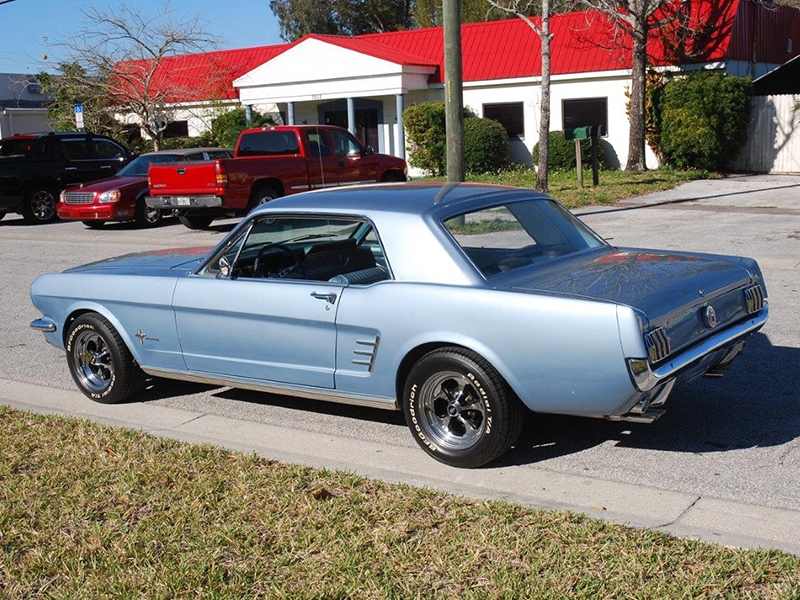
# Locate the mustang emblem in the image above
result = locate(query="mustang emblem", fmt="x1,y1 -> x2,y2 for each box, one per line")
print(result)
134,329 -> 159,345
702,305 -> 718,329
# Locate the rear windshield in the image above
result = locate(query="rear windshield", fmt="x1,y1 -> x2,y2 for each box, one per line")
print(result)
443,200 -> 605,278
237,131 -> 300,157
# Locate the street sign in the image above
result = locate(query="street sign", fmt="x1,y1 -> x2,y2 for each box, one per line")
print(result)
74,104 -> 84,130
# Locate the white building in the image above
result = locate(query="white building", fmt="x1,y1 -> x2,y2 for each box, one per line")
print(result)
132,0 -> 800,171
0,73 -> 52,138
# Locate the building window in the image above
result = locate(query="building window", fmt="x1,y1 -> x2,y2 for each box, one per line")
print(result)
483,103 -> 525,137
163,120 -> 189,138
562,98 -> 608,135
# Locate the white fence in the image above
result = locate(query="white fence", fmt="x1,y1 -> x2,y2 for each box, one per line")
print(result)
732,94 -> 800,173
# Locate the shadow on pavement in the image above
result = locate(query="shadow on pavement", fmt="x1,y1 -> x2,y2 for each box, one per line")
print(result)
136,333 -> 798,468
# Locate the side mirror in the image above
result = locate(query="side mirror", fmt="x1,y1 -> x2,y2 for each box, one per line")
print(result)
217,255 -> 231,278
362,145 -> 374,156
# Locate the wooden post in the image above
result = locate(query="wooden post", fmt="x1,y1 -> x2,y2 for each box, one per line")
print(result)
575,139 -> 583,188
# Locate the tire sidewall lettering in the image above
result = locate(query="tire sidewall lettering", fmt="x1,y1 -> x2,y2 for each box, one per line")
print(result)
67,322 -> 116,398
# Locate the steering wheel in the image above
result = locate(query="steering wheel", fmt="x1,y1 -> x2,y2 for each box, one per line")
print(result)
254,243 -> 305,279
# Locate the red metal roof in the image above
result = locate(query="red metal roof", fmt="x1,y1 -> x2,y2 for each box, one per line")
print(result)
116,0 -> 800,103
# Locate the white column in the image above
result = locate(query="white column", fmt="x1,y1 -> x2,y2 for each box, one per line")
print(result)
347,97 -> 356,135
395,93 -> 405,160
287,102 -> 295,126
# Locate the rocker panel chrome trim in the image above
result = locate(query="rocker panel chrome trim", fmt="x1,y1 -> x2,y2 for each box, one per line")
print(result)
141,366 -> 398,411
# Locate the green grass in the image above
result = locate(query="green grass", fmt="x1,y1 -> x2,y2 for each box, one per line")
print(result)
447,218 -> 522,235
1,406 -> 799,599
420,167 -> 715,210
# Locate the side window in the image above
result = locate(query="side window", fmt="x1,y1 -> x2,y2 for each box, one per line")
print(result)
94,139 -> 126,159
330,130 -> 362,157
59,138 -> 92,161
202,216 -> 388,284
206,150 -> 233,160
306,131 -> 332,157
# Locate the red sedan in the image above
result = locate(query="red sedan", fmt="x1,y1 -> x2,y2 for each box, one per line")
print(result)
57,148 -> 232,228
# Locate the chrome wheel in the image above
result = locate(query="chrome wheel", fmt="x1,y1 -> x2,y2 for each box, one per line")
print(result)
144,204 -> 160,224
73,330 -> 114,392
30,190 -> 56,221
419,372 -> 487,450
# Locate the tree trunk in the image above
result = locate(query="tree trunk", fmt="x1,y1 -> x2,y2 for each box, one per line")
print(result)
626,24 -> 648,172
536,1 -> 551,193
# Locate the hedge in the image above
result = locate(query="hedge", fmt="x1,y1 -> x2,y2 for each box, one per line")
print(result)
660,72 -> 752,171
463,117 -> 509,173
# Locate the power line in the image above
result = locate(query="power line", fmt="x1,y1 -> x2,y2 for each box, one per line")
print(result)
0,0 -> 21,6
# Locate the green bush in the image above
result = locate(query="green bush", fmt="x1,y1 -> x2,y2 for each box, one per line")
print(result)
463,117 -> 509,173
210,107 -> 273,148
660,72 -> 752,170
402,101 -> 473,176
532,130 -> 607,171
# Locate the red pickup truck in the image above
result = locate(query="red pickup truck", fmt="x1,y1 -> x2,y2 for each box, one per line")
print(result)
146,125 -> 407,229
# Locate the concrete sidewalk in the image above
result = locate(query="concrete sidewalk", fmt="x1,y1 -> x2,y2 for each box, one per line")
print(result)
2,377 -> 799,555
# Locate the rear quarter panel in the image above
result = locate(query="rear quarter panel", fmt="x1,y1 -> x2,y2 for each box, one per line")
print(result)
224,156 -> 311,208
30,272 -> 185,371
335,283 -> 638,417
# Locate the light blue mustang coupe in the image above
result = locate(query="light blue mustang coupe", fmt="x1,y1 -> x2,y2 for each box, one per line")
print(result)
30,184 -> 768,467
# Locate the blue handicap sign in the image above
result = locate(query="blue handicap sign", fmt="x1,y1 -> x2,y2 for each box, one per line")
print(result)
74,104 -> 83,114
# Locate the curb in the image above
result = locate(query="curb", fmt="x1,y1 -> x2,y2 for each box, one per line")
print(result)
1,377 -> 798,555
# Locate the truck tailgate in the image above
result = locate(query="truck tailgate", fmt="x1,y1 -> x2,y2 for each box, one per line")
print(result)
149,161 -> 221,196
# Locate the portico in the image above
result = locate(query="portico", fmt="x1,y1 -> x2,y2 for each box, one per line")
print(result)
233,34 -> 437,160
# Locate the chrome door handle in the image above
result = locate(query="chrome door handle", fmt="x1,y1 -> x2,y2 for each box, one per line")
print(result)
64,167 -> 77,171
311,292 -> 337,303
100,165 -> 112,169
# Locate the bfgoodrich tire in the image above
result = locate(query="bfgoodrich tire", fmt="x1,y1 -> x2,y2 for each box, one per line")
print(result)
178,215 -> 214,230
403,348 -> 525,468
65,313 -> 146,404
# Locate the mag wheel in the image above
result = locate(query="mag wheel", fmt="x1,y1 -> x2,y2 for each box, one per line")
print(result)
65,313 -> 146,404
403,348 -> 525,468
22,186 -> 58,224
134,198 -> 162,227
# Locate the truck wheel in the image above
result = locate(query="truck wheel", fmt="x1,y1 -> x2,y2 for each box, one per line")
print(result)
179,215 -> 214,230
381,171 -> 406,182
248,186 -> 278,212
65,313 -> 146,404
22,185 -> 58,224
82,220 -> 104,229
134,198 -> 162,228
403,347 -> 525,468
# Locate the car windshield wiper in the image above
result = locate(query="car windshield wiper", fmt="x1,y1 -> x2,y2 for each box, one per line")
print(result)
283,233 -> 336,244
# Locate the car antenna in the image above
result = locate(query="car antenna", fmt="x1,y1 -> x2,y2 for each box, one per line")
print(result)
315,124 -> 325,189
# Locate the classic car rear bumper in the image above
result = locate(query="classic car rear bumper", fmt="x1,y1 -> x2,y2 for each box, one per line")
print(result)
57,202 -> 134,221
627,302 -> 769,393
146,195 -> 222,210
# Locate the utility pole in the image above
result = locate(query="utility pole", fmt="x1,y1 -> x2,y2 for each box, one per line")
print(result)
443,0 -> 464,184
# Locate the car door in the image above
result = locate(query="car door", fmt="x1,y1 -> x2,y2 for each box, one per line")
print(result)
329,129 -> 377,185
91,137 -> 129,177
304,130 -> 338,189
171,215 -> 359,388
56,136 -> 100,185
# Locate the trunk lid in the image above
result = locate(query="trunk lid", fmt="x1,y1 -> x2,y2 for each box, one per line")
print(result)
507,248 -> 755,356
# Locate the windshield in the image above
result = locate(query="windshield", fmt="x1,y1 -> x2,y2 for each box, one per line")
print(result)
117,153 -> 181,176
443,200 -> 605,278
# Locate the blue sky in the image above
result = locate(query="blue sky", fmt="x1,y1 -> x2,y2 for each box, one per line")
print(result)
0,0 -> 284,73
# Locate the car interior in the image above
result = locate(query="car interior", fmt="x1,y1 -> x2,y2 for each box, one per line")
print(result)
206,218 -> 390,285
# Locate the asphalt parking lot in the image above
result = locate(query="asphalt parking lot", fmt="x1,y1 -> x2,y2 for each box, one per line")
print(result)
3,174 -> 799,513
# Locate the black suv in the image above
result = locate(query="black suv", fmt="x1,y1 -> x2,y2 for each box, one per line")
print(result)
0,132 -> 134,224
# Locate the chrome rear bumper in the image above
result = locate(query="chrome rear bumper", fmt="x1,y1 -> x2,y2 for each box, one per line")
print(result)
145,195 -> 222,210
628,302 -> 768,392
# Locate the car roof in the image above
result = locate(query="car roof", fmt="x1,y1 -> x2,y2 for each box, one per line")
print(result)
256,182 -> 547,218
145,147 -> 232,156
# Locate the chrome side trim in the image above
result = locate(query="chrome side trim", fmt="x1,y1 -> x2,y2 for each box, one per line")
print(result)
352,336 -> 380,372
628,302 -> 768,391
30,318 -> 57,332
141,366 -> 398,411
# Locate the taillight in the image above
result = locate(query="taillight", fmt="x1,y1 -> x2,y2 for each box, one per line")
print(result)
215,161 -> 228,186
